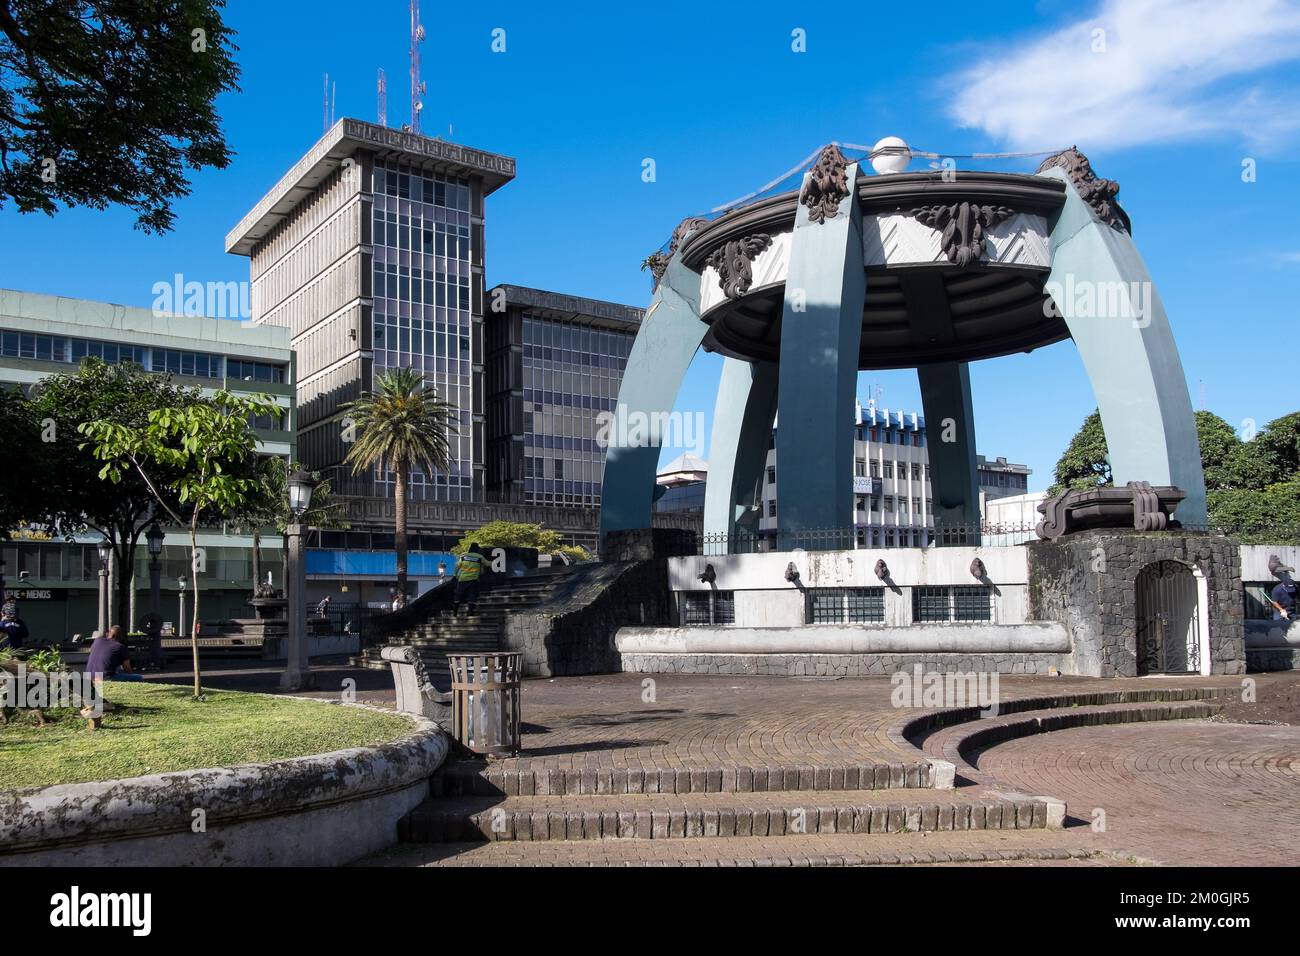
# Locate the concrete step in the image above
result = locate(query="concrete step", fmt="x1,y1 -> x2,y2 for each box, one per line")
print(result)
923,700 -> 1221,782
400,788 -> 1061,843
364,830 -> 1099,867
431,759 -> 939,797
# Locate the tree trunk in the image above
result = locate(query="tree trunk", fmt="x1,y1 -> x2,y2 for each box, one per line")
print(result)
189,517 -> 202,698
395,460 -> 408,602
111,530 -> 139,634
251,528 -> 262,592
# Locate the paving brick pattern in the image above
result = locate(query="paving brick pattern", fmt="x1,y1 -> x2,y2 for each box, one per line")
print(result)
363,830 -> 1106,868
476,672 -> 1244,777
977,718 -> 1300,866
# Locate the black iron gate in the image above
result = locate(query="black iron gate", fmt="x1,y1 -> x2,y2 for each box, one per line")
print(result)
1135,560 -> 1201,675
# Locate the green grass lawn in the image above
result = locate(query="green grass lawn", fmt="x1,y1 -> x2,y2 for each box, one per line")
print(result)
0,681 -> 413,791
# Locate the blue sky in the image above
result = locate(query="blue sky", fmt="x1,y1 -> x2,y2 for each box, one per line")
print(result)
4,0 -> 1299,489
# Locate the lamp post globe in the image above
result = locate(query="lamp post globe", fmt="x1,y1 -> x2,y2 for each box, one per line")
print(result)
147,521 -> 165,557
287,470 -> 318,520
870,136 -> 911,175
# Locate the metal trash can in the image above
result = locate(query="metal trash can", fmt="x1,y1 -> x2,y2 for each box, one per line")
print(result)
448,652 -> 522,757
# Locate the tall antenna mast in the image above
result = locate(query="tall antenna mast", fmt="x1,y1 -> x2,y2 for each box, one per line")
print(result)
322,72 -> 329,133
330,79 -> 336,127
409,0 -> 425,133
377,68 -> 387,127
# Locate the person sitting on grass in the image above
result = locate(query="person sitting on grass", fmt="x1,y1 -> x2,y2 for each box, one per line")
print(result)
0,606 -> 28,650
84,625 -> 143,682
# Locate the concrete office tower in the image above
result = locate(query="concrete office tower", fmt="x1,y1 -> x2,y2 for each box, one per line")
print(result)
483,285 -> 642,511
226,119 -> 516,505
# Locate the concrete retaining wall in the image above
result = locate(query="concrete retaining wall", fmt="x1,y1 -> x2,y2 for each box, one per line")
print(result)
616,623 -> 1069,655
0,706 -> 446,867
619,651 -> 1070,677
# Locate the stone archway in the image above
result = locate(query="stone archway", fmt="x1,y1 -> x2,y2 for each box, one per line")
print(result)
1135,560 -> 1201,675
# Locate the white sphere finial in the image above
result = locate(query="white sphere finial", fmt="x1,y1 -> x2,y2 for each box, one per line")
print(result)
870,136 -> 911,175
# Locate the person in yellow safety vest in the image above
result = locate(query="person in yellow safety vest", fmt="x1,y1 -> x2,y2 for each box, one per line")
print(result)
454,543 -> 485,614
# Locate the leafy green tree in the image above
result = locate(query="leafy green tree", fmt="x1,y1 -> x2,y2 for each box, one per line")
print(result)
342,367 -> 457,602
0,386 -> 43,536
1207,480 -> 1300,544
1226,413 -> 1300,491
1193,411 -> 1243,490
228,456 -> 348,591
81,390 -> 281,697
452,521 -> 589,563
28,359 -> 200,629
1048,409 -> 1111,495
0,0 -> 240,232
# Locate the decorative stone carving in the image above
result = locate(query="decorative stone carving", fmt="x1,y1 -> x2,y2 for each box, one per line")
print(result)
1129,480 -> 1168,532
1036,482 -> 1186,541
643,217 -> 711,291
909,202 -> 1013,267
641,252 -> 669,290
670,216 -> 710,254
707,234 -> 773,299
1036,146 -> 1131,233
799,144 -> 850,224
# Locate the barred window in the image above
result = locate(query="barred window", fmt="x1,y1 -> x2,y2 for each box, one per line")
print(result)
680,591 -> 735,625
912,586 -> 992,623
808,587 -> 885,624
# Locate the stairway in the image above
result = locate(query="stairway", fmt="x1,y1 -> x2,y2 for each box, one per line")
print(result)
389,752 -> 1075,866
357,568 -> 573,678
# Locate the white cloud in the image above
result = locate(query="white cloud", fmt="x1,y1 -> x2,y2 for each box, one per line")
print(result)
946,0 -> 1300,151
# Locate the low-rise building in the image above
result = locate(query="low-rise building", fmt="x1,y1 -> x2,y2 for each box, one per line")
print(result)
0,289 -> 296,640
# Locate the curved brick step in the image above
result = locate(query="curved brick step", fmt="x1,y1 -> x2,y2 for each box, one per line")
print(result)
889,685 -> 1231,756
431,758 -> 937,798
400,788 -> 1061,843
365,831 -> 1098,867
953,702 -> 1220,776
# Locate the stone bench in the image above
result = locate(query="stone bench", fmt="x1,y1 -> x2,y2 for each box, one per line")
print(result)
381,646 -> 452,726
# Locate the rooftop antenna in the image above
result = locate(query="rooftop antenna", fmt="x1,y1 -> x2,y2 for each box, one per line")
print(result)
377,68 -> 387,127
331,79 -> 336,127
322,72 -> 329,133
1198,379 -> 1206,411
409,0 -> 426,134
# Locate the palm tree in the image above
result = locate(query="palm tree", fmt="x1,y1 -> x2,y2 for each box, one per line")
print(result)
342,367 -> 457,601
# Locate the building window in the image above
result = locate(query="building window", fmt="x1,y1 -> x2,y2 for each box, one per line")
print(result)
680,591 -> 735,625
855,458 -> 865,477
856,496 -> 866,512
914,497 -> 922,512
882,461 -> 893,479
807,587 -> 885,624
767,465 -> 776,484
883,495 -> 893,512
870,460 -> 880,479
912,463 -> 922,481
912,586 -> 992,623
767,500 -> 777,517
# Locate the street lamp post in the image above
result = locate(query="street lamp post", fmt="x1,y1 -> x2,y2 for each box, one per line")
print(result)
281,470 -> 318,691
147,522 -> 165,619
178,574 -> 188,640
97,539 -> 112,637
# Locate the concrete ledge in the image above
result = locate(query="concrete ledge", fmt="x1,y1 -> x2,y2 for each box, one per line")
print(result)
1244,620 -> 1299,648
619,651 -> 1072,677
616,623 -> 1070,656
0,704 -> 447,867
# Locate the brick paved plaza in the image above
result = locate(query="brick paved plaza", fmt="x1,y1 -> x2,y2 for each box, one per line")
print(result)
178,664 -> 1295,868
